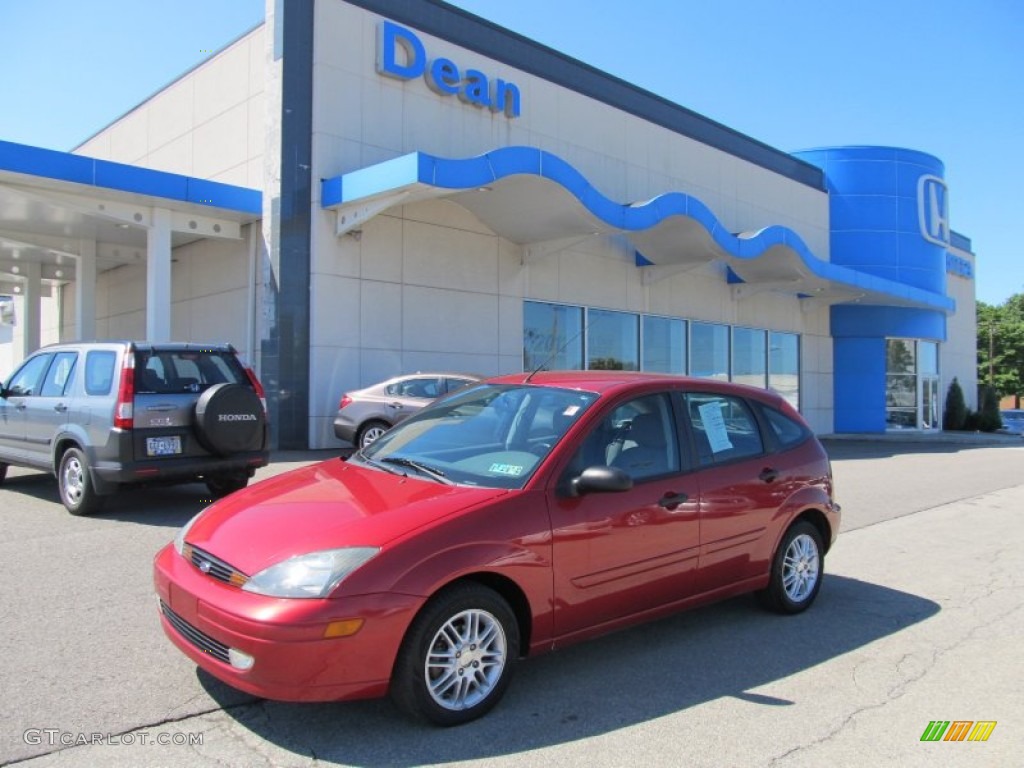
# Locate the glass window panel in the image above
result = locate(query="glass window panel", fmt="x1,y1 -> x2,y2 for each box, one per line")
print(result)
587,309 -> 639,371
642,316 -> 686,373
918,341 -> 938,375
769,332 -> 800,409
523,301 -> 583,372
887,339 -> 916,375
886,374 -> 917,408
690,322 -> 729,380
732,327 -> 766,389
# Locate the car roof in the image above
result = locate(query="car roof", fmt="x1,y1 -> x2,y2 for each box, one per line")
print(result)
487,370 -> 789,405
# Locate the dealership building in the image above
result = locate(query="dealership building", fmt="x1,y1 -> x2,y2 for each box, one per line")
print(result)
0,0 -> 978,448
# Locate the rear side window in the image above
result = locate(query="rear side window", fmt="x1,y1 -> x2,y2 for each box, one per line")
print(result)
686,393 -> 764,466
134,350 -> 246,394
762,406 -> 809,448
84,351 -> 117,396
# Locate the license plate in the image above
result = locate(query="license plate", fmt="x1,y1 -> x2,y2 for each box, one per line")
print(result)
146,436 -> 182,456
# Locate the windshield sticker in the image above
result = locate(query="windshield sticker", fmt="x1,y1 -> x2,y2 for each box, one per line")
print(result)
563,405 -> 580,416
698,401 -> 734,454
489,463 -> 524,476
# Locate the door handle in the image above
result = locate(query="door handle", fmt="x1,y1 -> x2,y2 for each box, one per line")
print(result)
54,403 -> 68,413
387,402 -> 402,409
15,402 -> 27,410
658,491 -> 689,509
759,468 -> 779,483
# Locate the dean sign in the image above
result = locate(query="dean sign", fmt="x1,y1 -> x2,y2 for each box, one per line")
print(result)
376,21 -> 522,118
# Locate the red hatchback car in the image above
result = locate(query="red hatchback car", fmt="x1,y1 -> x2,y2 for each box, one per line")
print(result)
154,372 -> 840,725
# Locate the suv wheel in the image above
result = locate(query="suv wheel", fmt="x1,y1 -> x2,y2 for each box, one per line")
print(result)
205,472 -> 250,498
58,448 -> 105,516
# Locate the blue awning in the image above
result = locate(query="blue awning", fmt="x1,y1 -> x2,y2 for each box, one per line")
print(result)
321,146 -> 954,313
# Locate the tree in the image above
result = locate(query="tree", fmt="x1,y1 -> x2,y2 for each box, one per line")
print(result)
977,294 -> 1024,406
943,377 -> 967,431
978,385 -> 1003,432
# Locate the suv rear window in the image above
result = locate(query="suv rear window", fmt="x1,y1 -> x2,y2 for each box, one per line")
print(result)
135,350 -> 247,394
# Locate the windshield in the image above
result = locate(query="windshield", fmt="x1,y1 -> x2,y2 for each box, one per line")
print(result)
353,383 -> 598,489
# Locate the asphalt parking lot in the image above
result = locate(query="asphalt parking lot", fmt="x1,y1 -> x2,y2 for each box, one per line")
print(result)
1,438 -> 1021,767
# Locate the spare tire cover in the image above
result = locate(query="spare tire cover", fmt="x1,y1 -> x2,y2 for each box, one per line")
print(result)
194,383 -> 265,455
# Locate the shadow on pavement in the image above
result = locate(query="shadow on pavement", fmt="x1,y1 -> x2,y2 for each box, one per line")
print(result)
203,575 -> 938,766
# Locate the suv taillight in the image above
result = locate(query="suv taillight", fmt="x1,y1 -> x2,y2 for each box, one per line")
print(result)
114,354 -> 135,429
338,394 -> 353,410
244,366 -> 268,416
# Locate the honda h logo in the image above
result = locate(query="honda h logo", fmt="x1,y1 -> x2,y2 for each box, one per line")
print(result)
917,174 -> 950,246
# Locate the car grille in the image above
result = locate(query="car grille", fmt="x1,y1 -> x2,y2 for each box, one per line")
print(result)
182,544 -> 249,587
160,601 -> 230,664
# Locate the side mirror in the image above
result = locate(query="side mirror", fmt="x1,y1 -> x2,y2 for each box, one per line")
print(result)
571,465 -> 633,496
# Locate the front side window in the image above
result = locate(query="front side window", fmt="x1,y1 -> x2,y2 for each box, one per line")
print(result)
5,353 -> 54,396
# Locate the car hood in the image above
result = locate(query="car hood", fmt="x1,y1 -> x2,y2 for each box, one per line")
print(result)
185,459 -> 508,575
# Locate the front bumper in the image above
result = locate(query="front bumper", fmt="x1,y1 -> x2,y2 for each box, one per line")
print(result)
152,544 -> 420,702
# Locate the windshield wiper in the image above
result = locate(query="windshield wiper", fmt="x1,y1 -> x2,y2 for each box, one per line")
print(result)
350,452 -> 406,476
380,457 -> 454,485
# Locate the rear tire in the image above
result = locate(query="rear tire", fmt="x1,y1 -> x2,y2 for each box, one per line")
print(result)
391,584 -> 518,726
58,448 -> 104,516
205,472 -> 249,498
758,520 -> 824,614
357,420 -> 390,449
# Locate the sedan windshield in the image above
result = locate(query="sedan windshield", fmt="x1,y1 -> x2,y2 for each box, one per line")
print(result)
354,384 -> 598,488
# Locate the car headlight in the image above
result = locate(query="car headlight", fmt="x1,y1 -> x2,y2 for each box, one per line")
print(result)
173,510 -> 204,556
241,547 -> 380,598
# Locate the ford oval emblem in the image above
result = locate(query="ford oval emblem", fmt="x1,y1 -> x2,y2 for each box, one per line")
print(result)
198,560 -> 212,574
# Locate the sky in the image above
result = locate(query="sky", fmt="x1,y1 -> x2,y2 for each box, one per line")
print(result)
1,0 -> 1021,305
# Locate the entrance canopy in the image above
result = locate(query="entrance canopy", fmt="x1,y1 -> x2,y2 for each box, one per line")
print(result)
321,146 -> 954,314
0,140 -> 261,351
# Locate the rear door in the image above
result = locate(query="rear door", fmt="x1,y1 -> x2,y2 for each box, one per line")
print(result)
683,392 -> 787,593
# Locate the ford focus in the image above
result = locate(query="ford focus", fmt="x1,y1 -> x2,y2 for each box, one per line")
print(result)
154,371 -> 840,725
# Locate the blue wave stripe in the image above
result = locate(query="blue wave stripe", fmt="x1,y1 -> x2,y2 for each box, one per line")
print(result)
320,146 -> 953,312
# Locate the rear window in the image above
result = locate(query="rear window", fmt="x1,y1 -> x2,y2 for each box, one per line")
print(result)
134,350 -> 246,394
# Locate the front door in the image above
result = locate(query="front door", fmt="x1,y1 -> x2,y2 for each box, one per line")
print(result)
549,392 -> 700,640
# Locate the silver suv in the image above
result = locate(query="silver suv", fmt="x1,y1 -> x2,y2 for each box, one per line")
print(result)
0,341 -> 269,515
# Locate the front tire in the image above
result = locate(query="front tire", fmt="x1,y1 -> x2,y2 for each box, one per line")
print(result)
391,584 -> 519,726
758,520 -> 824,614
58,448 -> 104,516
